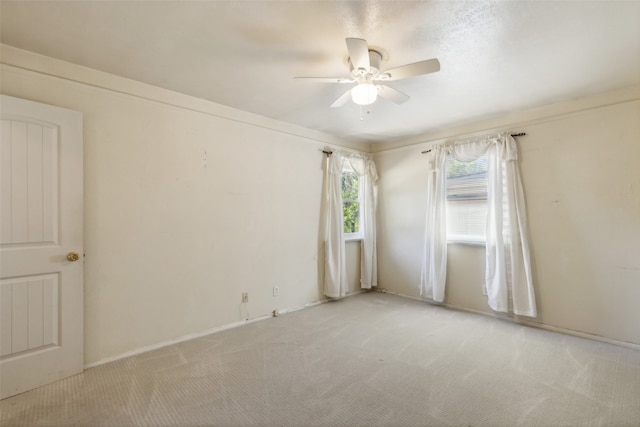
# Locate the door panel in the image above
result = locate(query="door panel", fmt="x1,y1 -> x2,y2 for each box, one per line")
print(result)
1,120 -> 58,246
0,274 -> 58,357
0,95 -> 83,399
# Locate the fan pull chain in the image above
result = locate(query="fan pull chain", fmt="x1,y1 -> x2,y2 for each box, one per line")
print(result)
359,105 -> 372,123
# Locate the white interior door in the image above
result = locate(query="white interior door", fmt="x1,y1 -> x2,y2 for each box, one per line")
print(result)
0,95 -> 83,399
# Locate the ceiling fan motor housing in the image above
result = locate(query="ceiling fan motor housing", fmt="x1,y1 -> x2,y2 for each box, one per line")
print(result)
350,49 -> 383,79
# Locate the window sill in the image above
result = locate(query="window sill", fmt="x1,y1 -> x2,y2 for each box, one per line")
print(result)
447,239 -> 485,247
345,234 -> 363,242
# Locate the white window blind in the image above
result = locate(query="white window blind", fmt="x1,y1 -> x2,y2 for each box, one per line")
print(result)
446,154 -> 488,243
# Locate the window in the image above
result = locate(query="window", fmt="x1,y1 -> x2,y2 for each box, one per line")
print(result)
341,163 -> 361,240
446,153 -> 488,244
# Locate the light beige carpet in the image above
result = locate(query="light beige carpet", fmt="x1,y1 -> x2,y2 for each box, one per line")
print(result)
1,292 -> 639,426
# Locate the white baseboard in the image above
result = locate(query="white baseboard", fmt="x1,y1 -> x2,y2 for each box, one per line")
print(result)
374,288 -> 640,351
84,289 -> 366,370
84,315 -> 269,370
90,287 -> 636,371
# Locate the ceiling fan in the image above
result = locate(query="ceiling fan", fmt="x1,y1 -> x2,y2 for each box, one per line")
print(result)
295,38 -> 440,108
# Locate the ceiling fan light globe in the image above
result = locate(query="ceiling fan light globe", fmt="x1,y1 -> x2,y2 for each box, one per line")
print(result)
351,83 -> 377,106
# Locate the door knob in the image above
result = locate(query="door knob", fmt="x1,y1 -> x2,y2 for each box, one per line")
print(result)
67,252 -> 80,262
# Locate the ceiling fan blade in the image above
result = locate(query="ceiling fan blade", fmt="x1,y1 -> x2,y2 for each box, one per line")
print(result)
346,38 -> 370,72
377,85 -> 410,104
294,77 -> 354,84
383,58 -> 440,81
330,89 -> 353,108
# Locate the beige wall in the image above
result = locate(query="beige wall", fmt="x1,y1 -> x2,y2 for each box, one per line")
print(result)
3,43 -> 638,367
374,90 -> 640,345
1,46 -> 365,365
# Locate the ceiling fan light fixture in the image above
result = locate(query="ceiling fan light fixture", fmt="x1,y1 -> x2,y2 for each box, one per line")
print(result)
295,38 -> 439,109
351,83 -> 377,106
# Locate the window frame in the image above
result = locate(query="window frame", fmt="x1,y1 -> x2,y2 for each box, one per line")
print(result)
445,153 -> 488,246
341,164 -> 363,241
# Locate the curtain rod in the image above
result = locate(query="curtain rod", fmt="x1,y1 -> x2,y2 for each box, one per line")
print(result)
420,133 -> 526,154
321,150 -> 369,159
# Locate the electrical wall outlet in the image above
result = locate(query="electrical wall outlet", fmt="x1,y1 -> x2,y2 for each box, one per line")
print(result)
273,286 -> 279,296
242,292 -> 249,303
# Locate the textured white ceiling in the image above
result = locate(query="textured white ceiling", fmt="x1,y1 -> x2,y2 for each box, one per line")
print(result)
2,1 -> 639,144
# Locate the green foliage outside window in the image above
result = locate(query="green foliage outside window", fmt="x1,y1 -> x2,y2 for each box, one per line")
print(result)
342,170 -> 360,233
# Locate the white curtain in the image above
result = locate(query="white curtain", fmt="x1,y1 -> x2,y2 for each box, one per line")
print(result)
421,132 -> 537,317
323,151 -> 379,298
348,156 -> 379,289
323,152 -> 347,298
420,146 -> 448,302
484,136 -> 536,316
